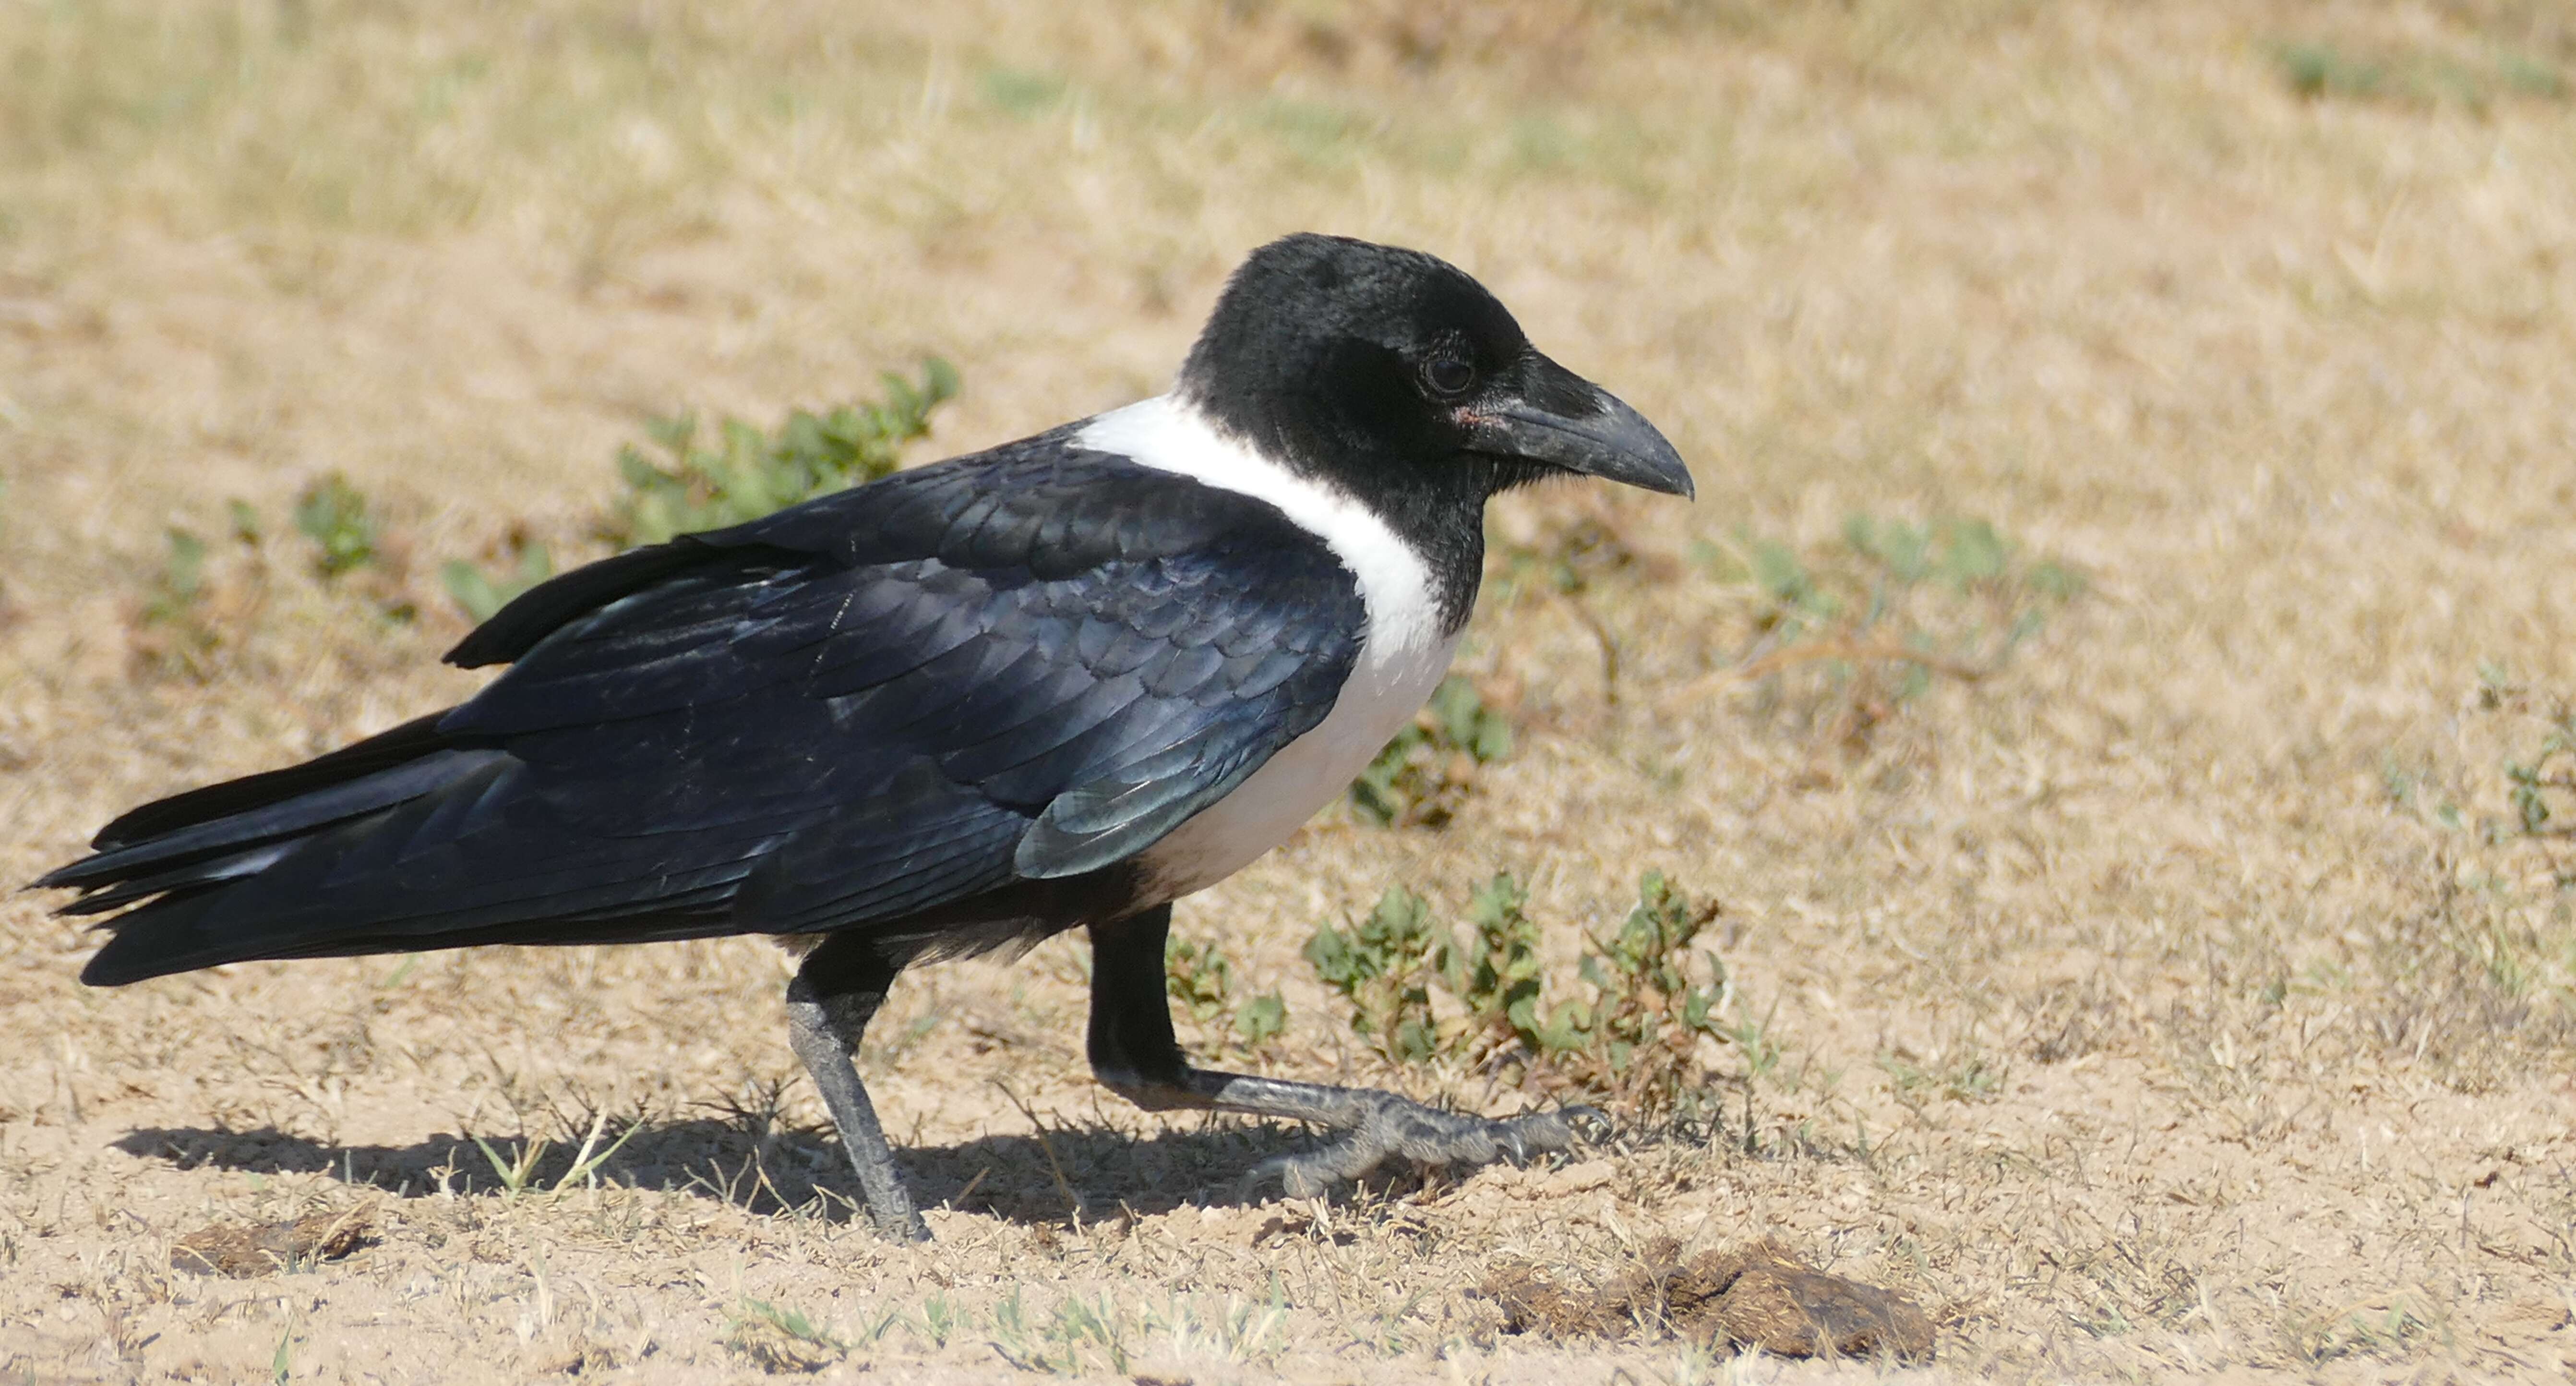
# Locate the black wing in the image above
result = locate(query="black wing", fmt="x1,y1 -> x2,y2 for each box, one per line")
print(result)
47,434 -> 1366,983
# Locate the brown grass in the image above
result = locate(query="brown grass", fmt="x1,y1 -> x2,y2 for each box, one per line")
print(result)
5,0 -> 2576,1381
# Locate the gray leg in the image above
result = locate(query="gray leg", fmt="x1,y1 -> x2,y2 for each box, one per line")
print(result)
784,937 -> 929,1241
1087,907 -> 1600,1195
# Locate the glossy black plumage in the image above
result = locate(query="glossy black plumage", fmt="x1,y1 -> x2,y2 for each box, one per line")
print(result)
45,435 -> 1364,985
37,233 -> 1700,1238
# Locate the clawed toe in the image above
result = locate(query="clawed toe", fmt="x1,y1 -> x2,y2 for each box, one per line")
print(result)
1557,1104 -> 1611,1140
1252,1095 -> 1603,1197
881,1209 -> 933,1243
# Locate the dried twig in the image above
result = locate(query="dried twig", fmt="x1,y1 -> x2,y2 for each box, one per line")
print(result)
994,1081 -> 1084,1224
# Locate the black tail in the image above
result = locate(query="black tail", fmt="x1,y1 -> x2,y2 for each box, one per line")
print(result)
37,535 -> 832,986
40,710 -> 775,986
37,714 -> 504,984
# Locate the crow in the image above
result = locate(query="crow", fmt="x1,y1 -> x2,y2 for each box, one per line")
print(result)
35,233 -> 1694,1240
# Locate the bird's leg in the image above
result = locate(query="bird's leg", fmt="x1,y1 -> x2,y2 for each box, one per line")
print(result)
1086,907 -> 1599,1196
783,934 -> 929,1241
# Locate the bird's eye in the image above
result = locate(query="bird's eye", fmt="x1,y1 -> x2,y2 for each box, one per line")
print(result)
1425,356 -> 1476,397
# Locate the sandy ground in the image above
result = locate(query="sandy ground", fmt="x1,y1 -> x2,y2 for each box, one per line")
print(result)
4,1 -> 2575,1382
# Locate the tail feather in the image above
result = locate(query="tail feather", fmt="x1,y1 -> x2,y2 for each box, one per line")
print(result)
37,711 -> 514,984
76,892 -> 753,986
52,842 -> 296,916
84,713 -> 453,852
44,712 -> 782,987
39,747 -> 506,892
77,892 -> 231,986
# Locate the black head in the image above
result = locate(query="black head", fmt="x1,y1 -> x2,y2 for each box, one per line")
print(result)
1176,234 -> 1694,514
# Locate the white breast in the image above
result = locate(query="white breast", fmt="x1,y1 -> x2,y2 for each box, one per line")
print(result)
1073,395 -> 1461,897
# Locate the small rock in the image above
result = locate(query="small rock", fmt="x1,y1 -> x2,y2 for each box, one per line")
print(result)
1693,1262 -> 1936,1359
1478,1235 -> 1935,1362
170,1206 -> 376,1277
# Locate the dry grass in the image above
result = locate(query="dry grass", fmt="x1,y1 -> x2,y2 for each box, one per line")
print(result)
5,0 -> 2576,1381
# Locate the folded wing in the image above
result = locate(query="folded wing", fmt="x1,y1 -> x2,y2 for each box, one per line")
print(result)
42,438 -> 1364,984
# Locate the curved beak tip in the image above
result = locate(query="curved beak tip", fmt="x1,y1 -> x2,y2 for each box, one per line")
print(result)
1473,367 -> 1696,501
1646,443 -> 1697,502
1577,392 -> 1695,501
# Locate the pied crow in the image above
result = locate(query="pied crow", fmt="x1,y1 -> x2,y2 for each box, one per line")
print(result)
35,233 -> 1693,1241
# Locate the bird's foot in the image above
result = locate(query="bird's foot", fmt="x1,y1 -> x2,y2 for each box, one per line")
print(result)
879,1212 -> 933,1243
866,1187 -> 933,1243
1255,1095 -> 1606,1197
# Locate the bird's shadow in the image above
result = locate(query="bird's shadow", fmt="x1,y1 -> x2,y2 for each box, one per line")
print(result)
111,1112 -> 1329,1226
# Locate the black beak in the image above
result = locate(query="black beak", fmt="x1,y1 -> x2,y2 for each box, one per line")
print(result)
1463,358 -> 1694,500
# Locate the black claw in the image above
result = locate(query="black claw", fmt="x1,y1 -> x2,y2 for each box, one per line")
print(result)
1558,1105 -> 1611,1141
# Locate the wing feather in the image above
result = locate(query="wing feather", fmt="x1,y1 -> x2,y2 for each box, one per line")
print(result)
53,438 -> 1366,982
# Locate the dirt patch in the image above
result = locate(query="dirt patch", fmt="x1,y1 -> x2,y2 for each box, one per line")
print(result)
169,1205 -> 377,1277
1481,1237 -> 1936,1361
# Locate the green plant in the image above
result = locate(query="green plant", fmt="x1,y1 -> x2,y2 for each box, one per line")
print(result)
1879,1044 -> 2007,1107
1348,676 -> 1513,827
727,1296 -> 848,1373
132,522 -> 259,679
1558,871 -> 1735,1099
988,1289 -> 1136,1376
2279,1297 -> 2432,1365
1164,937 -> 1288,1052
440,530 -> 553,624
441,360 -> 958,621
1232,990 -> 1288,1048
1445,874 -> 1570,1056
289,474 -> 419,620
1303,885 -> 1445,1063
913,1292 -> 968,1349
2272,39 -> 2566,109
2275,42 -> 2389,101
980,66 -> 1068,117
462,1109 -> 641,1204
141,529 -> 212,638
604,358 -> 958,548
292,472 -> 381,579
1304,872 -> 1738,1112
1682,513 -> 2082,754
551,1108 -> 644,1192
1713,1006 -> 1784,1086
2458,670 -> 2576,898
2504,701 -> 2576,841
469,1134 -> 547,1203
1108,1282 -> 1292,1367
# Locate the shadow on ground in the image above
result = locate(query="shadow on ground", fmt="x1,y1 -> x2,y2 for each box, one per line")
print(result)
111,1115 -> 1323,1225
